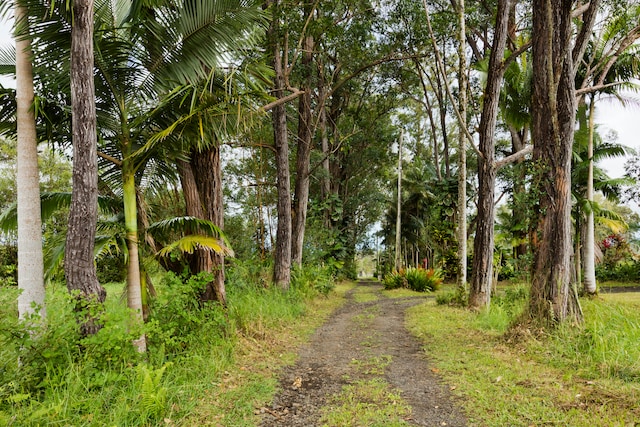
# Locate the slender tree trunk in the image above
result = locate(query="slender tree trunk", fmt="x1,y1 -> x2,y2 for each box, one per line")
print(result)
122,167 -> 146,351
269,4 -> 292,289
431,68 -> 450,178
510,125 -> 529,263
65,0 -> 107,335
455,0 -> 468,289
395,133 -> 403,271
15,4 -> 46,321
583,96 -> 597,294
318,65 -> 332,228
292,33 -> 314,267
469,0 -> 511,310
529,0 -> 582,325
415,60 -> 442,181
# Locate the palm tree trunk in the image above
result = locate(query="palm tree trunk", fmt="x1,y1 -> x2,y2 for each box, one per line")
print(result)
65,0 -> 106,335
583,97 -> 597,294
15,4 -> 46,321
123,160 -> 146,352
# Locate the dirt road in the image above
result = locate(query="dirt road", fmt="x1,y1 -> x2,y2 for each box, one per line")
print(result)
259,281 -> 467,427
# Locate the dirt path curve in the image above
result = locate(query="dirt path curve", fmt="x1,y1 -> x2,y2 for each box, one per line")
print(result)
260,281 -> 467,427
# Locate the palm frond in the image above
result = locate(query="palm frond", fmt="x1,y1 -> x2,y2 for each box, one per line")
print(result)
157,235 -> 233,258
0,192 -> 121,235
147,216 -> 229,243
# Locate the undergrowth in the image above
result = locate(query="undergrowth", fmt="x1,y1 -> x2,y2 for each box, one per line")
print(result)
0,261 -> 336,426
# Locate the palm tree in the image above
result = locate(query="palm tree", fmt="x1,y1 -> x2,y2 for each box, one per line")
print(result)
572,106 -> 633,293
7,0 -> 265,349
14,2 -> 46,321
574,3 -> 640,294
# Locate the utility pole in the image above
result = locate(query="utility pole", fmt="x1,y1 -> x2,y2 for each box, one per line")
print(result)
395,133 -> 403,271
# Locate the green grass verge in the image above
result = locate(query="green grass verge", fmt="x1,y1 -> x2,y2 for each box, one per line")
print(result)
406,289 -> 640,426
0,273 -> 353,427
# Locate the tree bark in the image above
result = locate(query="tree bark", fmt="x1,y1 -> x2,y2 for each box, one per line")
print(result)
65,0 -> 107,336
15,4 -> 46,321
583,96 -> 597,295
192,147 -> 226,304
292,33 -> 314,267
455,0 -> 468,290
469,0 -> 510,310
528,0 -> 582,325
269,3 -> 292,290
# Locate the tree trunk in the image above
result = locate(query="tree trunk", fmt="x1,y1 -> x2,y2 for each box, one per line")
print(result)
469,0 -> 510,310
583,96 -> 597,295
395,133 -> 403,271
192,147 -> 226,304
122,167 -> 146,351
455,0 -> 468,290
509,125 -> 529,264
529,0 -> 582,325
269,4 -> 292,290
15,4 -> 46,321
318,63 -> 332,228
292,33 -> 314,267
65,0 -> 107,336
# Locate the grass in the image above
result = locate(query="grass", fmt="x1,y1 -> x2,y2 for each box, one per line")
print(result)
319,378 -> 412,427
352,285 -> 379,303
0,270 -> 353,427
406,285 -> 640,426
180,281 -> 355,426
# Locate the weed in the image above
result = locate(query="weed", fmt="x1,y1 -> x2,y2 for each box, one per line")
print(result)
320,378 -> 412,427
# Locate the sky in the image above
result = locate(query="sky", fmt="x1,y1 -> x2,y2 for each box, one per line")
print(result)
596,97 -> 640,179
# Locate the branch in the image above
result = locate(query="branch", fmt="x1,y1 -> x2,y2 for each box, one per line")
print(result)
502,40 -> 532,70
495,144 -> 532,170
98,151 -> 122,167
575,82 -> 624,96
422,0 -> 482,159
572,1 -> 600,69
329,52 -> 428,96
257,89 -> 305,113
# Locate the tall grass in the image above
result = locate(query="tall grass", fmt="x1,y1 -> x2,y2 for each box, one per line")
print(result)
546,298 -> 640,381
407,287 -> 640,426
0,261 -> 336,426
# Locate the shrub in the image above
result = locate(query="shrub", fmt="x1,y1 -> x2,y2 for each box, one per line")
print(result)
406,267 -> 443,292
291,264 -> 335,296
382,270 -> 406,290
435,287 -> 468,306
383,268 -> 443,292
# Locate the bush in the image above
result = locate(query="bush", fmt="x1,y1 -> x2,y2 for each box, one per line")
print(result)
382,270 -> 406,290
436,287 -> 468,306
291,264 -> 335,296
383,268 -> 443,292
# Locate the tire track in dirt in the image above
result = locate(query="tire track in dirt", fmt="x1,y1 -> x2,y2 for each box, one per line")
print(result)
259,281 -> 467,426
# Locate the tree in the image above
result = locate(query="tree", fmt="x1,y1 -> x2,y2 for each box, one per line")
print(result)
64,0 -> 107,335
528,0 -> 599,325
14,2 -> 46,321
267,0 -> 292,289
453,0 -> 468,290
468,0 -> 510,309
574,2 -> 640,294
